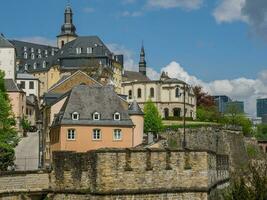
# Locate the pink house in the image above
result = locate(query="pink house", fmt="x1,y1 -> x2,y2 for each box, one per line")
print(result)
50,85 -> 144,154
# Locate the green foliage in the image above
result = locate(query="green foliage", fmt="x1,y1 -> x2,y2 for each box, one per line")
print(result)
144,99 -> 163,133
246,144 -> 260,159
224,160 -> 267,200
0,142 -> 15,171
21,117 -> 31,132
164,123 -> 220,131
196,106 -> 221,122
255,124 -> 267,140
0,70 -> 18,170
165,116 -> 193,121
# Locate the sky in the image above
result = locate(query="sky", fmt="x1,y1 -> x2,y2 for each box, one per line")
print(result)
1,0 -> 267,116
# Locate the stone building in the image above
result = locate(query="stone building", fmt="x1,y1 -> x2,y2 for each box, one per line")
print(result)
49,85 -> 144,159
16,72 -> 40,98
0,34 -> 15,79
122,46 -> 196,119
4,4 -> 124,96
4,79 -> 26,136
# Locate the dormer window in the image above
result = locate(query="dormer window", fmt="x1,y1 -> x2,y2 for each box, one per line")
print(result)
31,53 -> 35,60
51,49 -> 55,56
114,112 -> 120,121
87,47 -> 93,54
38,49 -> 41,54
45,50 -> 48,55
38,54 -> 42,58
93,112 -> 100,120
31,48 -> 34,53
24,64 -> 28,71
72,112 -> 79,120
43,61 -> 46,68
33,62 -> 37,69
24,52 -> 28,59
23,47 -> 27,51
76,47 -> 82,54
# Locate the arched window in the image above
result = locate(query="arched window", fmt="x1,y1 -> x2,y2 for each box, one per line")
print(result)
31,53 -> 35,60
24,64 -> 28,71
137,88 -> 142,98
33,62 -> 37,69
93,112 -> 100,120
175,87 -> 180,98
150,88 -> 154,98
43,61 -> 46,68
23,52 -> 28,59
72,112 -> 79,120
61,41 -> 65,47
128,90 -> 132,99
114,112 -> 120,121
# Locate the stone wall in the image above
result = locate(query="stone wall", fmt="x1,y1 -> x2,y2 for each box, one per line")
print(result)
0,148 -> 229,200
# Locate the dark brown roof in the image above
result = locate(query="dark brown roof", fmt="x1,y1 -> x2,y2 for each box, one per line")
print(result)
123,71 -> 150,82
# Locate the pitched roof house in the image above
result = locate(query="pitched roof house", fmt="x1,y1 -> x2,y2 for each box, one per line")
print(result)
49,85 -> 143,156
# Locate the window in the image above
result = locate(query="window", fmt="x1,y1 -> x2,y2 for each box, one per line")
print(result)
38,49 -> 41,53
43,61 -> 46,68
51,49 -> 55,56
76,47 -> 82,54
33,62 -> 37,69
72,112 -> 79,120
24,64 -> 28,71
38,54 -> 42,58
31,48 -> 34,53
113,129 -> 122,140
137,88 -> 142,98
29,81 -> 34,89
20,81 -> 25,89
128,90 -> 132,99
150,88 -> 155,98
67,129 -> 76,140
45,50 -> 48,55
24,52 -> 28,59
31,53 -> 35,60
92,129 -> 101,140
175,87 -> 180,98
87,47 -> 93,54
23,46 -> 27,51
93,112 -> 100,120
114,112 -> 120,121
61,41 -> 65,47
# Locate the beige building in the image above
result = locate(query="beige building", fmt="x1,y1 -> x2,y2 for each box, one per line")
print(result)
4,79 -> 26,136
122,45 -> 196,119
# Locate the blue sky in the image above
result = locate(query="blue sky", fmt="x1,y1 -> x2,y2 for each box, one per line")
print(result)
1,0 -> 267,115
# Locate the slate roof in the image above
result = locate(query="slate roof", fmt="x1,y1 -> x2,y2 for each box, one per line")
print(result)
128,100 -> 143,115
16,72 -> 39,80
4,79 -> 23,92
0,34 -> 14,48
123,71 -> 150,82
53,85 -> 134,127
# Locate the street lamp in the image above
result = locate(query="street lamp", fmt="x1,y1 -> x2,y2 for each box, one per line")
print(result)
36,120 -> 43,169
178,83 -> 190,149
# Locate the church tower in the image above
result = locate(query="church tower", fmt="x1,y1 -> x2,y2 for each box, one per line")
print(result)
139,43 -> 147,76
57,3 -> 78,49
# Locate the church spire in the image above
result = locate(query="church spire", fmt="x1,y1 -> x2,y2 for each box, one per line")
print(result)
57,3 -> 78,48
139,42 -> 147,76
60,3 -> 77,36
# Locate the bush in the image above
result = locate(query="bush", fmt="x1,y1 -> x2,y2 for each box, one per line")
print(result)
164,116 -> 194,121
0,142 -> 15,171
144,99 -> 163,133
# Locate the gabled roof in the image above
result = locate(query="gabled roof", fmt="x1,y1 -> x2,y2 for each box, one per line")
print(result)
123,71 -> 150,82
47,70 -> 102,92
53,85 -> 134,127
4,79 -> 23,92
128,100 -> 143,115
0,34 -> 14,48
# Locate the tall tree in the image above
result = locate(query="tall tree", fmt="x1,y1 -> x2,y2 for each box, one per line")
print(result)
193,86 -> 215,107
144,99 -> 163,133
0,70 -> 18,171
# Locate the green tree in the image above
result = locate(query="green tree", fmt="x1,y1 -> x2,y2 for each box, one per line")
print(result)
0,70 -> 18,170
255,124 -> 267,140
144,99 -> 163,133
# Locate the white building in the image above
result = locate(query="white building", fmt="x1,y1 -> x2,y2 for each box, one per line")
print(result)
0,34 -> 15,79
16,72 -> 40,98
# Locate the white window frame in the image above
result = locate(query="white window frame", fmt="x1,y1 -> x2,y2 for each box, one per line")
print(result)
113,129 -> 122,141
67,129 -> 76,140
43,61 -> 46,68
23,46 -> 27,51
92,129 -> 101,140
114,112 -> 120,121
31,53 -> 35,60
33,63 -> 37,69
93,112 -> 100,120
87,47 -> 93,54
72,112 -> 79,120
24,52 -> 28,59
76,47 -> 82,54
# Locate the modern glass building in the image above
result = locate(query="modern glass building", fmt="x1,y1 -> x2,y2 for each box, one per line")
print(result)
225,101 -> 244,114
257,98 -> 267,118
213,95 -> 232,113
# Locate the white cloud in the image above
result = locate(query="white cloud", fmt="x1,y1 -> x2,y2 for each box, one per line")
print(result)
14,36 -> 56,46
121,10 -> 143,17
213,0 -> 247,23
161,61 -> 267,116
147,0 -> 203,10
